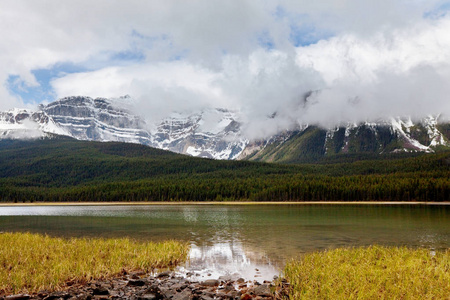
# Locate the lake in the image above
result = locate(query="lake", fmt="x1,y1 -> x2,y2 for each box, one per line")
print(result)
1,204 -> 449,280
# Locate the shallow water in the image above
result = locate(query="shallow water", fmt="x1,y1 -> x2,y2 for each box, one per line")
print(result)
1,204 -> 449,280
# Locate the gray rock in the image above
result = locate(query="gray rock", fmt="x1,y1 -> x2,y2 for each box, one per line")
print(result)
254,284 -> 272,297
127,280 -> 146,287
172,283 -> 188,292
144,285 -> 164,299
218,275 -> 232,283
200,280 -> 219,287
160,287 -> 176,299
223,284 -> 235,293
214,292 -> 228,299
43,291 -> 71,299
156,271 -> 171,278
137,294 -> 157,300
172,289 -> 192,300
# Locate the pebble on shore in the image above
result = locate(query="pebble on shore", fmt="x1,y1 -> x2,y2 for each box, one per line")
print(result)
0,271 -> 288,300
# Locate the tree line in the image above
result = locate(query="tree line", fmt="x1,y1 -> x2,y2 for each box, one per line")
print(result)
0,139 -> 448,202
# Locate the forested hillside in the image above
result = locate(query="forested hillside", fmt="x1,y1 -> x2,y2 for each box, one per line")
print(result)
244,123 -> 450,164
0,138 -> 448,202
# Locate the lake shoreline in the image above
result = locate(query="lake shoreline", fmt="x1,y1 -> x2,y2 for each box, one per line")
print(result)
1,201 -> 450,206
2,270 -> 279,300
4,247 -> 449,299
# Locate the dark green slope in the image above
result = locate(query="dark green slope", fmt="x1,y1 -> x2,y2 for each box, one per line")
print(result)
248,127 -> 326,163
0,138 -> 449,202
437,123 -> 450,141
0,138 -> 295,186
248,126 -> 399,163
247,124 -> 450,164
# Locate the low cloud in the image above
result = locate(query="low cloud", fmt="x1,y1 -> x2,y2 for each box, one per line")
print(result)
1,1 -> 450,140
51,17 -> 450,139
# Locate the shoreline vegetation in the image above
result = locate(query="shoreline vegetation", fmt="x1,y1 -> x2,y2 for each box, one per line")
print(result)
0,232 -> 189,295
282,246 -> 450,299
2,233 -> 449,299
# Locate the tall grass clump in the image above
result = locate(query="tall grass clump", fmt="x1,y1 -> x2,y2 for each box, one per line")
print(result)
0,232 -> 189,295
282,246 -> 450,299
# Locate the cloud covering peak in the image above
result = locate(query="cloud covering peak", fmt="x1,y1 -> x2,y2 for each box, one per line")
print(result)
1,0 -> 450,139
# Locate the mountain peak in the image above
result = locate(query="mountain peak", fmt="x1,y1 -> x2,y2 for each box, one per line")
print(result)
0,96 -> 449,162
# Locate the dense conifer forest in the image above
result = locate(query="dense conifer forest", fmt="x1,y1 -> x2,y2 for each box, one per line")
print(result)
0,138 -> 448,202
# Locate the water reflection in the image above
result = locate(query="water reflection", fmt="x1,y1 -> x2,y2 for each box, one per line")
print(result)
182,206 -> 199,223
186,241 -> 278,281
0,204 -> 449,280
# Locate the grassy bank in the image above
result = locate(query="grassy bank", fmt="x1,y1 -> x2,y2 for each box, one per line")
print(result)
0,232 -> 189,295
282,246 -> 450,299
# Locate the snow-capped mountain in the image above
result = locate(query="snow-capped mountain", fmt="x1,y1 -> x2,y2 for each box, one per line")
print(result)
152,109 -> 246,159
244,117 -> 450,163
0,96 -> 247,160
43,96 -> 152,145
1,96 -> 449,162
0,108 -> 68,139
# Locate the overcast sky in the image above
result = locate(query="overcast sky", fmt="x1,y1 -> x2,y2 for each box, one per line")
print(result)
1,1 -> 450,138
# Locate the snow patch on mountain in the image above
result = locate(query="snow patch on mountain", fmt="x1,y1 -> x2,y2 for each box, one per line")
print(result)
0,96 -> 248,159
1,96 -> 449,160
389,116 -> 449,152
0,108 -> 68,139
422,115 -> 449,147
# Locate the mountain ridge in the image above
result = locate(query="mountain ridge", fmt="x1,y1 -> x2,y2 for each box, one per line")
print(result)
1,96 -> 449,163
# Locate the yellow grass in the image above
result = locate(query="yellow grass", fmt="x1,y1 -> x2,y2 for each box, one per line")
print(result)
282,246 -> 450,300
0,232 -> 189,295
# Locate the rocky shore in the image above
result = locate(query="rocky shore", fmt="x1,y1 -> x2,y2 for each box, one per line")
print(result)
1,270 -> 289,300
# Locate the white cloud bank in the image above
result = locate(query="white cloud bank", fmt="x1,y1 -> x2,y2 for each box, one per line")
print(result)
1,0 -> 450,139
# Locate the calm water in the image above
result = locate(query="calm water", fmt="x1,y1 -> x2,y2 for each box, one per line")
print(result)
1,204 -> 449,280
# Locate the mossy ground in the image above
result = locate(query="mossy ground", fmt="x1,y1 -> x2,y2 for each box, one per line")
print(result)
0,232 -> 189,295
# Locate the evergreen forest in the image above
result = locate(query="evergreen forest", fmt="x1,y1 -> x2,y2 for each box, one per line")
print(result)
0,138 -> 448,202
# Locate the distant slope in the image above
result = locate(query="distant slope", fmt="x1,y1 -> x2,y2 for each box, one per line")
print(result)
0,139 -> 449,202
245,127 -> 327,163
245,119 -> 450,164
0,137 -> 292,186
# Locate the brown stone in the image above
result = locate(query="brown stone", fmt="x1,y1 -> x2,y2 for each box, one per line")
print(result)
253,285 -> 271,297
126,279 -> 146,287
200,280 -> 219,287
156,271 -> 171,278
5,295 -> 30,300
172,289 -> 192,300
240,293 -> 252,300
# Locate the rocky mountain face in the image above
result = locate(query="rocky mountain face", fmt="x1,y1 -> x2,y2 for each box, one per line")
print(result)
1,96 -> 449,162
0,96 -> 247,160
